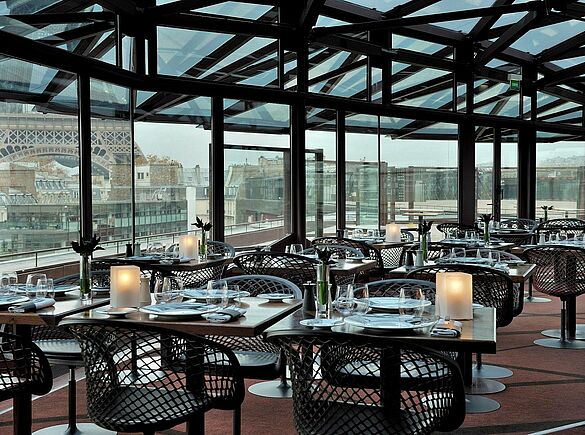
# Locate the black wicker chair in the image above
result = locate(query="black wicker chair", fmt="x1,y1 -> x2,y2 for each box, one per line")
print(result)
207,275 -> 301,399
208,240 -> 236,257
302,245 -> 363,286
0,331 -> 52,402
266,331 -> 466,435
65,320 -> 245,435
524,246 -> 585,349
536,218 -> 585,240
436,222 -> 475,239
499,218 -> 537,231
366,278 -> 437,302
152,260 -> 228,289
233,252 -> 318,288
407,264 -> 514,412
32,274 -> 114,435
312,237 -> 384,280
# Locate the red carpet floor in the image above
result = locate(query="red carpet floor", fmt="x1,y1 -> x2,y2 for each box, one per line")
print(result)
1,290 -> 584,434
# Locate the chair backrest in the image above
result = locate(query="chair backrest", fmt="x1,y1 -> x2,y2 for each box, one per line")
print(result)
524,246 -> 585,298
536,218 -> 585,238
233,252 -> 318,288
0,331 -> 53,402
407,264 -> 514,328
302,245 -> 364,260
436,222 -> 475,238
439,248 -> 523,263
366,278 -> 437,303
267,332 -> 465,435
224,275 -> 302,299
152,260 -> 227,288
312,237 -> 384,270
208,240 -> 236,258
65,320 -> 244,433
500,218 -> 536,231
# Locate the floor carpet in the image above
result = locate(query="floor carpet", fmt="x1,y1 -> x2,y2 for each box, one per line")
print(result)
1,290 -> 583,434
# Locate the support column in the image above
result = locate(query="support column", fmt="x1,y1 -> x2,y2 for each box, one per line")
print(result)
518,127 -> 536,219
336,110 -> 346,230
210,96 -> 225,241
492,128 -> 502,220
77,74 -> 93,240
291,102 -> 306,243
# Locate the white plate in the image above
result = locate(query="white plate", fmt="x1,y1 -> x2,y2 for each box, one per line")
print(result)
13,284 -> 79,296
139,302 -> 218,317
181,289 -> 250,300
345,314 -> 437,331
96,307 -> 137,317
258,293 -> 294,301
0,295 -> 29,307
368,297 -> 432,311
300,318 -> 344,329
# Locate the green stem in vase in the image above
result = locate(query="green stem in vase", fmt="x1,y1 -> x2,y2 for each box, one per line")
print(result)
484,221 -> 490,244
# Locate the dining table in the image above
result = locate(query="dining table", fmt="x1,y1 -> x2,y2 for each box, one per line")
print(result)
0,292 -> 109,435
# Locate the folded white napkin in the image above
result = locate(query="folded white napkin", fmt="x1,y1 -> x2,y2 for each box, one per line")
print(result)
431,319 -> 462,337
9,298 -> 56,313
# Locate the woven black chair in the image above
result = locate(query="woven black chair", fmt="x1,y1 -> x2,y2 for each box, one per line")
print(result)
407,264 -> 514,412
208,240 -> 236,257
266,331 -> 466,435
152,260 -> 227,289
436,222 -> 475,239
233,252 -> 318,288
536,218 -> 585,240
312,237 -> 384,280
32,274 -> 114,435
524,246 -> 585,349
206,275 -> 301,399
379,245 -> 408,273
302,245 -> 363,286
65,320 -> 245,435
499,218 -> 537,231
366,278 -> 437,302
0,331 -> 52,402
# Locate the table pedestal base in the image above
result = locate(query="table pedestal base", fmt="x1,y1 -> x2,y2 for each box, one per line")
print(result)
541,326 -> 585,340
465,378 -> 506,395
33,423 -> 114,435
248,380 -> 293,398
465,395 -> 500,413
524,296 -> 551,303
534,338 -> 585,349
472,364 -> 513,379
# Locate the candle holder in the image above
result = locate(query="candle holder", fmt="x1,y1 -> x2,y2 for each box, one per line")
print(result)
385,223 -> 401,243
436,272 -> 473,320
110,265 -> 141,308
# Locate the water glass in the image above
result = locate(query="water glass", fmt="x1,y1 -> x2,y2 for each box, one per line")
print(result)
46,278 -> 55,298
284,245 -> 291,254
354,285 -> 370,315
334,284 -> 354,317
290,244 -> 304,255
399,287 -> 425,317
6,272 -> 17,295
36,281 -> 48,298
0,274 -> 10,296
229,285 -> 242,308
26,273 -> 46,298
207,279 -> 228,308
153,277 -> 171,304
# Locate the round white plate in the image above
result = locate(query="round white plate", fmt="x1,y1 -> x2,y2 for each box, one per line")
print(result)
96,307 -> 137,317
345,314 -> 437,331
258,293 -> 294,301
368,297 -> 432,311
182,289 -> 250,300
300,318 -> 344,329
13,284 -> 79,296
139,302 -> 218,317
0,295 -> 29,307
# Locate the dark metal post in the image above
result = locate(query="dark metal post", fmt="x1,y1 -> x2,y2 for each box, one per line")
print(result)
77,74 -> 93,240
130,89 -> 136,244
518,67 -> 537,219
291,102 -> 306,243
336,110 -> 346,230
210,96 -> 225,241
115,14 -> 123,68
492,127 -> 502,220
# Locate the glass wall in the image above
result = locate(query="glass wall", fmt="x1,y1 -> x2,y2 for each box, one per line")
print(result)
0,56 -> 79,253
536,136 -> 585,220
306,107 -> 336,238
224,100 -> 291,246
346,114 -> 379,229
134,94 -> 210,247
476,140 -> 493,216
501,136 -> 518,219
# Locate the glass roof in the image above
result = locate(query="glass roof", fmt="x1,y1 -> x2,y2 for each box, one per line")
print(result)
0,0 -> 583,140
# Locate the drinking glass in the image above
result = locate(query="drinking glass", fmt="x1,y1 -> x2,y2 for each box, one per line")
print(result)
26,273 -> 46,298
207,279 -> 228,308
450,248 -> 465,258
0,274 -> 10,296
290,244 -> 304,255
334,284 -> 354,317
153,278 -> 171,304
6,272 -> 18,295
372,229 -> 380,238
354,285 -> 370,315
284,245 -> 291,254
399,287 -> 425,317
229,285 -> 242,308
163,277 -> 183,302
36,280 -> 48,298
148,241 -> 165,256
46,278 -> 55,298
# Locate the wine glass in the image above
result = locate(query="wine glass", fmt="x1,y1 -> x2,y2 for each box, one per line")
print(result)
290,244 -> 304,255
163,277 -> 183,303
354,285 -> 370,315
399,287 -> 425,318
0,274 -> 10,296
26,273 -> 46,298
206,279 -> 228,308
36,280 -> 48,298
334,284 -> 354,317
153,277 -> 171,304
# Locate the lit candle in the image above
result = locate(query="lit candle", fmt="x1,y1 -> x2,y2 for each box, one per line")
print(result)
110,265 -> 141,307
385,223 -> 402,243
179,234 -> 199,261
436,272 -> 473,320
